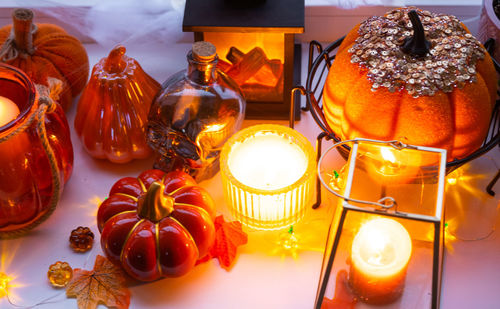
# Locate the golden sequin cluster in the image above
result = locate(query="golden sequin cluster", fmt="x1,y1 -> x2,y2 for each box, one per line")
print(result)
348,8 -> 486,97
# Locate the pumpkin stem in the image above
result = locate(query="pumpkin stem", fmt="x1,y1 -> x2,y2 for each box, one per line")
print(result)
137,182 -> 175,222
12,8 -> 35,55
104,45 -> 127,73
400,10 -> 431,58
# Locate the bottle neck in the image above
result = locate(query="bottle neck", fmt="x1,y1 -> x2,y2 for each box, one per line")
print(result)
187,52 -> 217,85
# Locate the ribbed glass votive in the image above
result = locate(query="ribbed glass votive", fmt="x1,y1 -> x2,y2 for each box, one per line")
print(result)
220,124 -> 316,230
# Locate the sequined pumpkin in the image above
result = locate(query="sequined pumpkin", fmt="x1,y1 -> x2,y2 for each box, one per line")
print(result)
97,169 -> 216,281
323,8 -> 497,160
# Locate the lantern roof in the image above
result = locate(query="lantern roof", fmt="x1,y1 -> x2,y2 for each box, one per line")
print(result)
182,0 -> 305,33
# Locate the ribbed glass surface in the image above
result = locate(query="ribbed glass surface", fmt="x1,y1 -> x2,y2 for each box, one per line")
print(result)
220,124 -> 316,230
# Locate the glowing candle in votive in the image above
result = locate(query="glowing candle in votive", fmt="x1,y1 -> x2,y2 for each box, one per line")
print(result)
349,218 -> 412,304
0,96 -> 19,127
366,146 -> 421,185
227,133 -> 307,190
220,124 -> 316,230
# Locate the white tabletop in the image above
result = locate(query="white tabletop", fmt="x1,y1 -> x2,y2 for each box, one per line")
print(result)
0,41 -> 499,309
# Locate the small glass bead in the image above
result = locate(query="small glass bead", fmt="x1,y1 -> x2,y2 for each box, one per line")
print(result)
69,226 -> 94,252
47,262 -> 72,288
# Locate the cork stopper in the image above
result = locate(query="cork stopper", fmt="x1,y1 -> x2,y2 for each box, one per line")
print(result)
192,41 -> 216,62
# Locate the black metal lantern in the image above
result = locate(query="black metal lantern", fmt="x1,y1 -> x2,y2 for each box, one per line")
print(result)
316,138 -> 447,308
182,0 -> 304,120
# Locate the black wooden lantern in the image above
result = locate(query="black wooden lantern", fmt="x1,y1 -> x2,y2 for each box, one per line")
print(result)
183,0 -> 304,120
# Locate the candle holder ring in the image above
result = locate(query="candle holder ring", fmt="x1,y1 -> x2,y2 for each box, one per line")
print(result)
377,196 -> 398,211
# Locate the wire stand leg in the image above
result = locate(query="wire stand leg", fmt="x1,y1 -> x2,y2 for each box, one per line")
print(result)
486,169 -> 500,196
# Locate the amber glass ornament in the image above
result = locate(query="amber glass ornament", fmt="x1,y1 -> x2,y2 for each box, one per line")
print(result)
47,261 -> 73,288
147,41 -> 245,181
0,8 -> 89,111
69,226 -> 94,252
75,45 -> 161,163
0,64 -> 73,238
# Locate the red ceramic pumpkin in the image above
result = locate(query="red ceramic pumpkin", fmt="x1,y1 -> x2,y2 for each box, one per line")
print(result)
97,169 -> 216,281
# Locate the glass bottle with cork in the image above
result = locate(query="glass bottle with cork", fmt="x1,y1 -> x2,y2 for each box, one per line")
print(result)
147,41 -> 246,182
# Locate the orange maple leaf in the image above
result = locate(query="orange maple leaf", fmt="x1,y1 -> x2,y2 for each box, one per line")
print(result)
198,215 -> 248,270
66,255 -> 131,309
212,215 -> 248,270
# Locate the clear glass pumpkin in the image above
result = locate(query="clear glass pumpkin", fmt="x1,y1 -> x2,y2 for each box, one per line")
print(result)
74,45 -> 161,163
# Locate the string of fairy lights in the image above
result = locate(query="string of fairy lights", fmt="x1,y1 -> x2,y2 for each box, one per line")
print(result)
0,248 -> 95,308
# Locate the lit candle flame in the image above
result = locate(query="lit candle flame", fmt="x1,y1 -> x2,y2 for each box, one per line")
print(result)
381,147 -> 396,164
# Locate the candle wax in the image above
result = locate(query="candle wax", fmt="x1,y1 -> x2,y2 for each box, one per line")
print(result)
0,96 -> 19,127
227,133 -> 308,190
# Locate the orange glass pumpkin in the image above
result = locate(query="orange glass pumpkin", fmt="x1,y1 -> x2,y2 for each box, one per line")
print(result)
323,8 -> 497,161
74,45 -> 161,163
0,64 -> 73,238
0,8 -> 89,111
97,169 -> 216,281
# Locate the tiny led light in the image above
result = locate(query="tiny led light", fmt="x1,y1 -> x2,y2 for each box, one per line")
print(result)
220,124 -> 316,230
0,272 -> 11,298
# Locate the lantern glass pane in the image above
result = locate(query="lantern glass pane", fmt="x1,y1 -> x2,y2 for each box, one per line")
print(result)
317,211 -> 437,308
204,32 -> 285,103
346,142 -> 444,218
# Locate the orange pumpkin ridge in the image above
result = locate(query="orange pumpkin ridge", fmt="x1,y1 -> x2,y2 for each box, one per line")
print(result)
0,8 -> 89,111
74,45 -> 160,163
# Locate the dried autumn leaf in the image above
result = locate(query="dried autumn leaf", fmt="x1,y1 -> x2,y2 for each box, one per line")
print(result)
66,255 -> 131,309
210,215 -> 248,270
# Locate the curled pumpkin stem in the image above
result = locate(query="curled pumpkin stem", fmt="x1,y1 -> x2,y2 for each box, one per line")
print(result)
104,45 -> 127,73
137,182 -> 175,222
400,10 -> 431,58
12,8 -> 36,55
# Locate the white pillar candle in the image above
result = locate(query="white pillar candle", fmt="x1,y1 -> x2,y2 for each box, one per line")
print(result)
227,133 -> 307,190
349,218 -> 412,304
